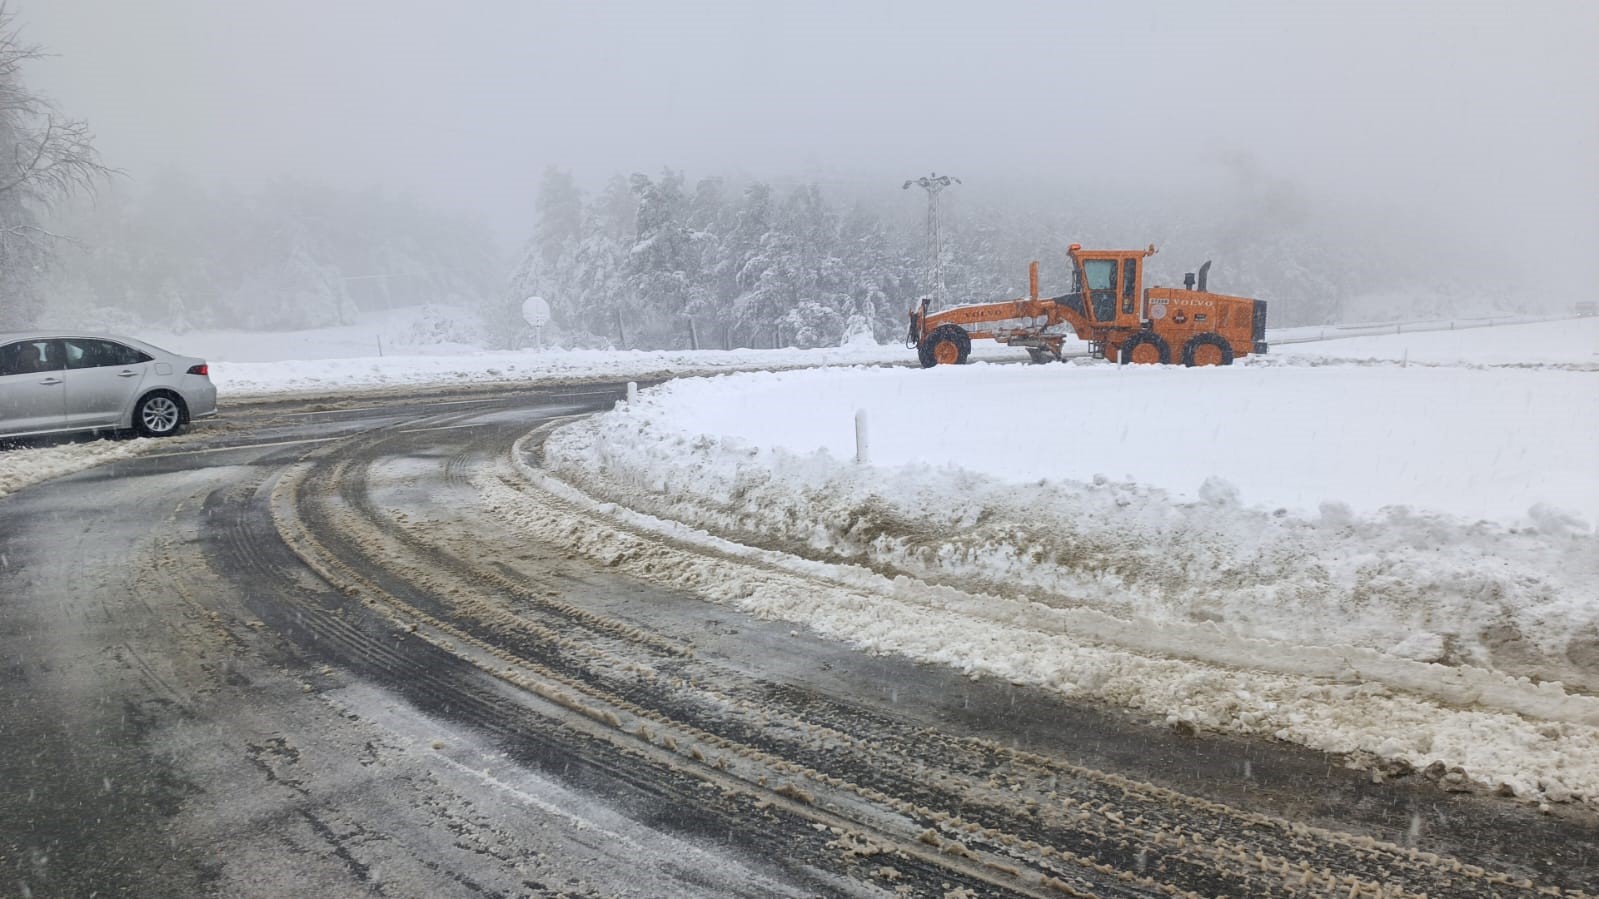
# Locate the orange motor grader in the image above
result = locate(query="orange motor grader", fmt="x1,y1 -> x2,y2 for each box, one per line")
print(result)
907,244 -> 1267,367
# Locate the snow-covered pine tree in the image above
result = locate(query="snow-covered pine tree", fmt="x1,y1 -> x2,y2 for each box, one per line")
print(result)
773,183 -> 850,347
555,175 -> 634,345
625,170 -> 697,348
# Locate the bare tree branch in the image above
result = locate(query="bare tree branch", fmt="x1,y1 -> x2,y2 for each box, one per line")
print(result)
0,1 -> 113,206
0,220 -> 79,249
0,0 -> 114,328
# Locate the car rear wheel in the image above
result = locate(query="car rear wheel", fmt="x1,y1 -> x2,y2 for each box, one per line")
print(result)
134,392 -> 186,437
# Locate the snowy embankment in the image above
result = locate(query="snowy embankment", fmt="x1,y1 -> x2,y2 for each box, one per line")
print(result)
537,318 -> 1599,805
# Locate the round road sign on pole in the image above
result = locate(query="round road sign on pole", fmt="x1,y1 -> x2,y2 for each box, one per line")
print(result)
521,296 -> 551,328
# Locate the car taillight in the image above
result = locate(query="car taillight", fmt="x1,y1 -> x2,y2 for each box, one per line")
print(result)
187,363 -> 209,376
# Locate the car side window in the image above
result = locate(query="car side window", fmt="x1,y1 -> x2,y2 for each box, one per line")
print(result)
0,342 -> 21,376
62,339 -> 92,369
105,341 -> 153,366
0,340 -> 60,376
63,338 -> 151,369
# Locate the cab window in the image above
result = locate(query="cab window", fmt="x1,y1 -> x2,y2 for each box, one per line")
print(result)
1122,258 -> 1138,314
1084,259 -> 1115,291
1083,259 -> 1117,321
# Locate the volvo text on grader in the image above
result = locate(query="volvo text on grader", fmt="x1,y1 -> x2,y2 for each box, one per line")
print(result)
907,244 -> 1268,367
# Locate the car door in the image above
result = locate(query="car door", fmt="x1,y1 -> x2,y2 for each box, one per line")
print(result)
60,338 -> 154,428
0,339 -> 67,435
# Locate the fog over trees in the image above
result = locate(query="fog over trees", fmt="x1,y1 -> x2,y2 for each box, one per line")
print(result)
42,178 -> 501,338
32,163 -> 1504,350
503,165 -> 1420,350
5,2 -> 1593,348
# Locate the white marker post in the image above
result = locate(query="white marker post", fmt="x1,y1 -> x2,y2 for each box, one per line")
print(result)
627,381 -> 639,404
854,409 -> 869,464
521,296 -> 552,350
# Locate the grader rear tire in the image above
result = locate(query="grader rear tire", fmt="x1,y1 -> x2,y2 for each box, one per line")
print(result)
1182,332 -> 1235,367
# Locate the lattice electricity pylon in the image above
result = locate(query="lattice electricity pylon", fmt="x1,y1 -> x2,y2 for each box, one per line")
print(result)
902,172 -> 960,307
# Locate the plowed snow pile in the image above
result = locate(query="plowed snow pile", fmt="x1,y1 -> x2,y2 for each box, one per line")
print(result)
540,318 -> 1599,804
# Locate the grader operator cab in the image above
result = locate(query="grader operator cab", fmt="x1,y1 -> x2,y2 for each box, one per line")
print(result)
907,244 -> 1268,367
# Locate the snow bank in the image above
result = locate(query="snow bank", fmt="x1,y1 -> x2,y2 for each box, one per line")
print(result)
621,362 -> 1595,525
544,363 -> 1598,687
0,439 -> 155,501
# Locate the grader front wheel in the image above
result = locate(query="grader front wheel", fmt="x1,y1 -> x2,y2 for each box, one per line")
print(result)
919,324 -> 971,367
1120,332 -> 1171,365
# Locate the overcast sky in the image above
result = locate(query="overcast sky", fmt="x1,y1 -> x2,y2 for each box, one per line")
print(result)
16,0 -> 1599,288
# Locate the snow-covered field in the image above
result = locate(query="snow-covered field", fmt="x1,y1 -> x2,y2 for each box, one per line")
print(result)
4,309 -> 1596,805
1273,316 -> 1599,367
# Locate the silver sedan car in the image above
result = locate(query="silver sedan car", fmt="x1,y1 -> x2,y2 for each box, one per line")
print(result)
0,333 -> 218,439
